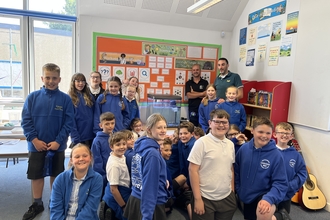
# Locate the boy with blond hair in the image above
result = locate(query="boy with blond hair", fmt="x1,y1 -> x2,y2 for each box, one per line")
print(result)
273,122 -> 307,219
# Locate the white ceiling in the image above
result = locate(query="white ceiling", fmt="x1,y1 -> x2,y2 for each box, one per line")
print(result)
78,0 -> 249,32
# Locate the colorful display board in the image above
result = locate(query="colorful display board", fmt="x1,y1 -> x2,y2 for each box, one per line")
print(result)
93,33 -> 221,102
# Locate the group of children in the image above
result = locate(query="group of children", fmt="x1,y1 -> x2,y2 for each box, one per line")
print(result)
21,63 -> 307,220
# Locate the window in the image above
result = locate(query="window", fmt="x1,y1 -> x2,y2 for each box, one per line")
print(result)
0,0 -> 76,124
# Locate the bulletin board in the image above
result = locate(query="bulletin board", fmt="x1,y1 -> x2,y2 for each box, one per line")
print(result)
93,32 -> 221,103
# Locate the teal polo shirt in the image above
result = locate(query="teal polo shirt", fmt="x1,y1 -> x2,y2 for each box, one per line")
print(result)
214,71 -> 243,99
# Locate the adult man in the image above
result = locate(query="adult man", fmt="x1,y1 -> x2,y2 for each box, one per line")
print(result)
214,58 -> 243,103
185,64 -> 208,127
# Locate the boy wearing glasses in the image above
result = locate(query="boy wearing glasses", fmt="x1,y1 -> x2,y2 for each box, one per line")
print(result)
273,122 -> 307,219
234,117 -> 290,220
188,109 -> 237,220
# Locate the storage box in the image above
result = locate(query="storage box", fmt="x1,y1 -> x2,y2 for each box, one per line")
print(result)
147,94 -> 182,127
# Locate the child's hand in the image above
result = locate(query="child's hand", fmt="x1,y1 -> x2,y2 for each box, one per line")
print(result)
257,199 -> 271,214
32,138 -> 48,151
47,141 -> 60,151
236,133 -> 248,141
217,98 -> 225,104
122,79 -> 129,86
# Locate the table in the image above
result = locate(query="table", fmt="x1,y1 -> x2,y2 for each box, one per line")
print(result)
0,140 -> 28,168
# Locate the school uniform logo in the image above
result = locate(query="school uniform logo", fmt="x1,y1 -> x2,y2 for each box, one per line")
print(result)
260,159 -> 270,169
199,85 -> 204,89
54,105 -> 63,111
118,101 -> 123,107
289,159 -> 296,168
235,110 -> 240,114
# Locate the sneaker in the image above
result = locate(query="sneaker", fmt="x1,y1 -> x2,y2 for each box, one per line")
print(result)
105,208 -> 112,220
279,209 -> 292,220
99,201 -> 106,220
22,202 -> 44,220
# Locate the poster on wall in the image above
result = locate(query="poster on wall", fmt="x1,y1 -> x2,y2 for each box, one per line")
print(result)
126,67 -> 138,79
257,44 -> 267,62
286,11 -> 299,35
257,23 -> 271,39
113,66 -> 125,81
173,86 -> 183,97
142,42 -> 187,57
268,46 -> 280,66
248,27 -> 257,45
139,84 -> 145,99
239,46 -> 247,63
99,52 -> 146,66
248,0 -> 286,25
139,68 -> 150,83
175,70 -> 186,85
175,58 -> 215,70
280,36 -> 292,57
246,49 -> 255,66
98,66 -> 111,81
271,21 -> 282,41
239,27 -> 247,45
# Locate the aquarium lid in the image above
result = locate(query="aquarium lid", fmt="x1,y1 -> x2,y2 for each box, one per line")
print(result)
147,94 -> 182,100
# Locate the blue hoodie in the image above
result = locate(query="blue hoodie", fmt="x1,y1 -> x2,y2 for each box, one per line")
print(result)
91,131 -> 111,187
71,92 -> 95,144
22,87 -> 74,152
123,96 -> 140,121
131,136 -> 167,220
277,146 -> 307,200
50,166 -> 102,219
234,138 -> 288,205
218,101 -> 246,132
198,99 -> 219,133
178,137 -> 196,179
93,93 -> 130,133
166,143 -> 180,179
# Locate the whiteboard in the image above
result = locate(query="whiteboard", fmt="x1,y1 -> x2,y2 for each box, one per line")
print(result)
288,0 -> 330,131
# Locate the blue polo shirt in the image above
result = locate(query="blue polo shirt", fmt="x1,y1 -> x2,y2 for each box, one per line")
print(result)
214,71 -> 243,99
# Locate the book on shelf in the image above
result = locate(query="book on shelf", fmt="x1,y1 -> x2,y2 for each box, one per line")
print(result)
247,92 -> 257,105
257,91 -> 272,107
251,115 -> 259,127
246,114 -> 252,128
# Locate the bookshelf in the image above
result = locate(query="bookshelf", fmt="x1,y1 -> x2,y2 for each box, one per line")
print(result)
240,81 -> 292,131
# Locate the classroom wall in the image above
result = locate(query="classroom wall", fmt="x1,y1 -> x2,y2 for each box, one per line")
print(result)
229,0 -> 330,211
77,15 -> 231,120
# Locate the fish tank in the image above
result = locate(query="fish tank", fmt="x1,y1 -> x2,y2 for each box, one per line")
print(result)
147,94 -> 182,127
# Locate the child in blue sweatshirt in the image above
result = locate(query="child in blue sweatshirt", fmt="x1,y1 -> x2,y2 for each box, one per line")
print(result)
123,85 -> 140,122
68,73 -> 95,148
273,122 -> 307,219
93,76 -> 130,133
218,86 -> 246,132
235,117 -> 289,220
124,113 -> 168,220
198,84 -> 219,133
91,112 -> 115,191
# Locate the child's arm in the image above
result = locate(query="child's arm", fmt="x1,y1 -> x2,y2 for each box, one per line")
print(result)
70,108 -> 81,144
93,96 -> 102,134
50,173 -> 66,219
288,155 -> 308,197
110,185 -> 126,208
239,104 -> 247,131
51,97 -> 74,150
91,140 -> 106,179
198,104 -> 208,133
122,101 -> 131,129
189,162 -> 205,215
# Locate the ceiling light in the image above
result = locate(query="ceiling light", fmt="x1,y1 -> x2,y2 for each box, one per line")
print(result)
187,0 -> 224,14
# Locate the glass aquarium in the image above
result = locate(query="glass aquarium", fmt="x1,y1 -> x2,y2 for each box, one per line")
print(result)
147,94 -> 182,127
